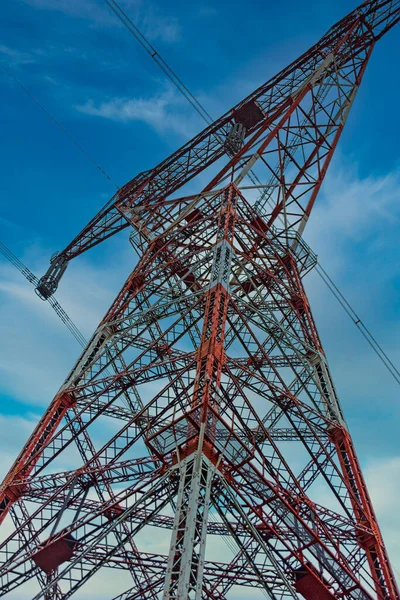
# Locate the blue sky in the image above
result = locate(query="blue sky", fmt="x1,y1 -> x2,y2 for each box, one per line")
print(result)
0,0 -> 400,586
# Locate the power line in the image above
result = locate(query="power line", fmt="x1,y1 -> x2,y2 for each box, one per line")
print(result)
103,0 -> 214,126
2,6 -> 398,388
104,0 -> 400,388
315,264 -> 400,386
0,62 -> 119,190
0,60 -> 118,346
0,241 -> 87,348
0,243 -> 126,389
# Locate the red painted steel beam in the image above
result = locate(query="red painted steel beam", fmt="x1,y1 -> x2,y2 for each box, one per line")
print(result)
0,392 -> 75,524
36,0 -> 400,298
329,424 -> 399,600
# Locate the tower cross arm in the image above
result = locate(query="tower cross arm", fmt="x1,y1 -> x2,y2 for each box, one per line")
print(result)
36,0 -> 400,299
351,0 -> 400,39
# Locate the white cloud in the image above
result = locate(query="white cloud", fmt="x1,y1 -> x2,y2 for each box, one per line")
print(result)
0,272 -> 76,403
1,157 -> 400,594
0,241 -> 131,405
304,160 -> 400,273
300,158 -> 400,401
22,0 -> 180,43
0,45 -> 36,67
0,413 -> 41,475
76,88 -> 195,137
136,5 -> 180,43
298,161 -> 400,578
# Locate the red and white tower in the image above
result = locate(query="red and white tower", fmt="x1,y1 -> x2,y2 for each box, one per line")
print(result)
1,1 -> 399,598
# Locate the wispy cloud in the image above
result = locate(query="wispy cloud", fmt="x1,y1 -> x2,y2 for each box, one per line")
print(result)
197,6 -> 218,17
0,216 -> 19,230
0,413 -> 41,469
0,242 -> 130,405
306,160 -> 400,255
297,158 -> 400,520
301,158 -> 400,291
0,162 -> 399,592
0,45 -> 36,67
22,0 -> 180,43
136,5 -> 180,43
22,0 -> 134,22
75,88 -> 195,137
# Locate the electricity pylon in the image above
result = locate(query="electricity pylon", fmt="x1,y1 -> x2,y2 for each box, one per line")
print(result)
1,1 -> 399,598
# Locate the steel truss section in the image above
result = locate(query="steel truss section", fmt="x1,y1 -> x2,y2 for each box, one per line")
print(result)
1,1 -> 400,599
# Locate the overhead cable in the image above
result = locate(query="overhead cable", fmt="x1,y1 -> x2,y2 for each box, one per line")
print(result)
104,0 -> 400,388
0,241 -> 87,348
2,5 -> 398,388
103,0 -> 214,126
0,62 -> 119,190
315,263 -> 400,386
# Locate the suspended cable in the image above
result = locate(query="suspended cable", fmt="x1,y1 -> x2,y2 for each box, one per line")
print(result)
104,0 -> 400,387
2,3 -> 398,388
0,62 -> 119,190
0,243 -> 123,385
0,241 -> 87,348
315,264 -> 400,386
103,0 -> 214,126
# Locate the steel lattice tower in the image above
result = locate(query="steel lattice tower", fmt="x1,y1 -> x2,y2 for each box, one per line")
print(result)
1,1 -> 399,598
